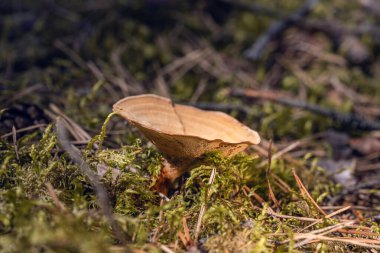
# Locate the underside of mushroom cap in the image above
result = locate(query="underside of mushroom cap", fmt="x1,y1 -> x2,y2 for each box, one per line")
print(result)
113,94 -> 260,159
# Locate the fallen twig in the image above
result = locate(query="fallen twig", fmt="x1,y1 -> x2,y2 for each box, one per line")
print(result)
56,117 -> 127,246
230,88 -> 380,131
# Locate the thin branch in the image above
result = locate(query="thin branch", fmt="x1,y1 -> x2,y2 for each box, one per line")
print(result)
56,117 -> 127,246
230,88 -> 380,131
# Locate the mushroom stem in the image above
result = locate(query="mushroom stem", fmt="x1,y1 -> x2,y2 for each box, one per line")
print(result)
153,157 -> 193,196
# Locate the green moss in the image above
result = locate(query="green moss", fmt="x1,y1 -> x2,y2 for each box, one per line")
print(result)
0,115 -> 374,252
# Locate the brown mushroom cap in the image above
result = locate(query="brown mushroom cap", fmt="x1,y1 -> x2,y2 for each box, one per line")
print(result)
113,94 -> 260,159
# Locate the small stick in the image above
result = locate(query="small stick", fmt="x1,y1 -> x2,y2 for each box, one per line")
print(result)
56,117 -> 127,246
231,88 -> 380,131
194,168 -> 216,241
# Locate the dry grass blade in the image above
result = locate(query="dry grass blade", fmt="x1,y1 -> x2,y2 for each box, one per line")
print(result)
269,212 -> 323,222
243,186 -> 286,217
159,244 -> 175,253
7,83 -> 43,103
324,205 -> 351,219
1,123 -> 47,138
45,182 -> 66,212
110,46 -> 144,95
54,40 -> 87,69
338,229 -> 380,237
292,221 -> 355,247
194,168 -> 216,241
47,104 -> 91,142
293,220 -> 380,249
189,78 -> 208,104
272,174 -> 292,193
154,74 -> 170,98
292,168 -> 327,216
160,49 -> 208,75
12,126 -> 19,162
178,231 -> 187,248
258,139 -> 304,169
178,217 -> 192,249
271,141 -> 302,161
299,205 -> 351,232
295,234 -> 380,249
182,217 -> 191,244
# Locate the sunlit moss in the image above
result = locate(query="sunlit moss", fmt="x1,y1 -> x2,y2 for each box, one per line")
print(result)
0,117 -> 375,252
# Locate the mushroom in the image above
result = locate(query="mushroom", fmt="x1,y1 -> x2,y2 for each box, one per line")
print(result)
113,94 -> 260,194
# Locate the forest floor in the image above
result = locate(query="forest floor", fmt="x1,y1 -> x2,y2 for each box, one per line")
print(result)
1,1 -> 380,252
